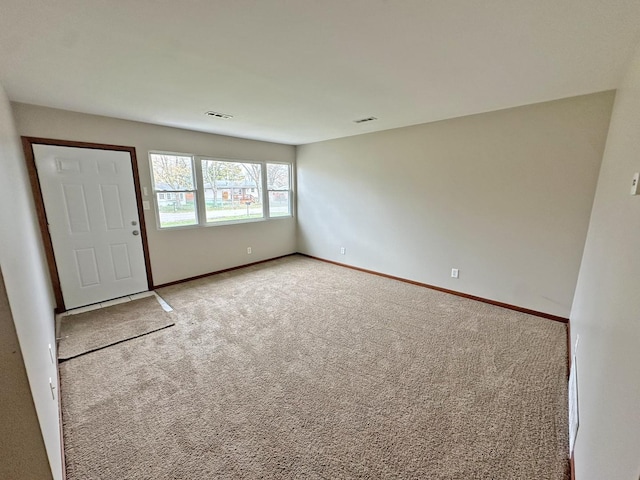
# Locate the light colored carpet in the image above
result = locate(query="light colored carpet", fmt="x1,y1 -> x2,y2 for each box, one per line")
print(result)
60,255 -> 569,479
58,296 -> 174,361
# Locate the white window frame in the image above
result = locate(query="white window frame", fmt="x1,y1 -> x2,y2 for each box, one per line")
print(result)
149,152 -> 198,229
198,157 -> 265,225
266,162 -> 293,218
149,151 -> 293,229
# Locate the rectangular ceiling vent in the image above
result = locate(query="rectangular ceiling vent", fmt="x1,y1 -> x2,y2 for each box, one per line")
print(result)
353,116 -> 377,124
205,111 -> 234,119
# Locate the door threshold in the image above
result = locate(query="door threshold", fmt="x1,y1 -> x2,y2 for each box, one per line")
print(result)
60,291 -> 173,317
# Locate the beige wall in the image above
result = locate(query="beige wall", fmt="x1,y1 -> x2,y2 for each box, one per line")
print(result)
0,86 -> 61,478
12,104 -> 297,286
297,92 -> 615,318
0,268 -> 53,480
570,43 -> 640,479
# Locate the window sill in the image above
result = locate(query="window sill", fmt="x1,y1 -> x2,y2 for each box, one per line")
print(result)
155,215 -> 293,231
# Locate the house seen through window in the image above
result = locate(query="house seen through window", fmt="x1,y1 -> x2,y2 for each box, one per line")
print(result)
150,153 -> 292,228
150,154 -> 197,228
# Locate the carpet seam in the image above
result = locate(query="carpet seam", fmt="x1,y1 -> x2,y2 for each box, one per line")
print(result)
58,323 -> 175,362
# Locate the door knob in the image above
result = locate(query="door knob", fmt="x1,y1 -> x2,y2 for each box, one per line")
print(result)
133,230 -> 140,236
131,220 -> 138,226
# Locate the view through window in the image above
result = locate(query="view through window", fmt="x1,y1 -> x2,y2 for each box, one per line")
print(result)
150,153 -> 292,228
267,163 -> 291,217
202,159 -> 263,223
150,154 -> 198,228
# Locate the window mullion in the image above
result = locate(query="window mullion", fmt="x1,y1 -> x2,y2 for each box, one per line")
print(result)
261,162 -> 270,218
193,156 -> 206,225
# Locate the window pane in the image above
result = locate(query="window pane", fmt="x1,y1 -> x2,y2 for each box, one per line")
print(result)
202,159 -> 263,223
269,191 -> 290,217
267,163 -> 290,190
150,154 -> 194,191
156,192 -> 197,228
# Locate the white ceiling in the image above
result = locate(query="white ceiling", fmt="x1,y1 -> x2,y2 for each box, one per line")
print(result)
1,0 -> 639,145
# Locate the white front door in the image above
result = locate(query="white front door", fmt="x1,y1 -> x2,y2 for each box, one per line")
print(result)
33,144 -> 148,309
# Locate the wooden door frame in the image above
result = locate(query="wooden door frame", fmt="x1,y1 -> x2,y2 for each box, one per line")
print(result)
22,137 -> 154,313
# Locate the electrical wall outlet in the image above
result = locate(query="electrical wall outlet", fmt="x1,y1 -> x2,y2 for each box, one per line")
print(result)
451,268 -> 459,278
631,172 -> 639,195
340,247 -> 346,255
247,247 -> 252,254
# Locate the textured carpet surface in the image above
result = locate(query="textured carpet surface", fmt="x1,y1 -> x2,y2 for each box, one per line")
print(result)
60,255 -> 569,479
58,296 -> 174,360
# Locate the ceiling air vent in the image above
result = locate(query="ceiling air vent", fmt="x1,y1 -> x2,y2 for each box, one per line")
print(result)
353,116 -> 377,124
205,111 -> 234,119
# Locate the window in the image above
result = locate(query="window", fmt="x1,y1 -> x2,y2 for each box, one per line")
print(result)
150,154 -> 197,228
149,152 -> 292,229
202,159 -> 263,223
267,163 -> 292,217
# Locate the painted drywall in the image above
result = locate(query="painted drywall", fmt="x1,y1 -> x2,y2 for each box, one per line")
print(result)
12,104 -> 297,285
0,86 -> 61,478
0,268 -> 53,479
570,43 -> 640,479
297,92 -> 615,318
